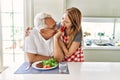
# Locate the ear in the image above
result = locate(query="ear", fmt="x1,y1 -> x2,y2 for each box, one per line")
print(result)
40,29 -> 45,33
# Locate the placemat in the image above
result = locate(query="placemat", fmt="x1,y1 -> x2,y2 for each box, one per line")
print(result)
14,62 -> 69,74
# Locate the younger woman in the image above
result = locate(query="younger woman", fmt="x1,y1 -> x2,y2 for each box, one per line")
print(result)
54,7 -> 84,62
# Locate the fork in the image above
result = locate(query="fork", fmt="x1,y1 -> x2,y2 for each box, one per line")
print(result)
25,63 -> 32,71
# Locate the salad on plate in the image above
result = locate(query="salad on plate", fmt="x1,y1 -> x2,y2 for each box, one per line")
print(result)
32,58 -> 58,70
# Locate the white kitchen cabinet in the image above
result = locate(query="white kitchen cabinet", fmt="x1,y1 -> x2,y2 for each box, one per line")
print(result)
66,0 -> 120,17
84,47 -> 120,62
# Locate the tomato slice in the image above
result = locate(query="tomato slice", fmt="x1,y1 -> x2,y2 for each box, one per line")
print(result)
43,64 -> 50,68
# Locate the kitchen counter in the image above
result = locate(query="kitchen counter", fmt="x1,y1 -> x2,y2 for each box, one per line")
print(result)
84,46 -> 120,50
83,45 -> 120,62
1,62 -> 120,80
84,39 -> 120,50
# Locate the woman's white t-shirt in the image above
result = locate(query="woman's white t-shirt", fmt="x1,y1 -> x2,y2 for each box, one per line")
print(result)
24,27 -> 54,57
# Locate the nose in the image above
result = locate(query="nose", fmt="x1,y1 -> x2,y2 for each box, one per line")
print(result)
55,27 -> 57,31
54,29 -> 57,33
61,22 -> 66,26
61,19 -> 65,25
54,27 -> 58,32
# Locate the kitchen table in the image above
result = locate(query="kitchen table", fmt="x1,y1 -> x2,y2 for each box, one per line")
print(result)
0,62 -> 120,80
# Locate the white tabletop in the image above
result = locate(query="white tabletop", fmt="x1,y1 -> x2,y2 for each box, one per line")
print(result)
0,62 -> 120,80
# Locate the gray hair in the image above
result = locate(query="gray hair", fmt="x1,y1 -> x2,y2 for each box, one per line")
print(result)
34,12 -> 52,30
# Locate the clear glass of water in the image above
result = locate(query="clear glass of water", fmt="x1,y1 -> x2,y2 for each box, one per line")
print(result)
59,62 -> 67,73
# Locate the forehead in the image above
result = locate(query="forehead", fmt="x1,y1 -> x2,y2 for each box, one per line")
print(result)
45,17 -> 55,24
44,17 -> 56,29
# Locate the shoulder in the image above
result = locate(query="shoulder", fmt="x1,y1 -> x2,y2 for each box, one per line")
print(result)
29,28 -> 39,37
73,31 -> 82,42
31,28 -> 38,34
56,22 -> 61,29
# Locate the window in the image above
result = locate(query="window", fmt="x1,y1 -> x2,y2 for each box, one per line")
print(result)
82,18 -> 120,46
0,0 -> 24,66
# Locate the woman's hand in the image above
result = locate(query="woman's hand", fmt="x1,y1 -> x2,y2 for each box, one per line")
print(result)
54,30 -> 62,39
25,27 -> 33,37
60,26 -> 66,32
54,26 -> 66,39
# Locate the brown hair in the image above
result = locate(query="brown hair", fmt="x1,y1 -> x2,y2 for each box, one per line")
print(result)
65,7 -> 83,48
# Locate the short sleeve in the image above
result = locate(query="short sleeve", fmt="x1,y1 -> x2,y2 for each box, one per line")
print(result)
73,31 -> 82,43
24,33 -> 37,54
56,22 -> 61,29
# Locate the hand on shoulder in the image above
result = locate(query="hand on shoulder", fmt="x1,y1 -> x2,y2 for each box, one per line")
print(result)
25,27 -> 33,37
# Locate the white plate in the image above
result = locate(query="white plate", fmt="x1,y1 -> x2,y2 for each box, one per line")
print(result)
32,61 -> 58,70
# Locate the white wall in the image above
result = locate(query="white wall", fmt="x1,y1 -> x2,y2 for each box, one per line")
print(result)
0,24 -> 2,67
0,1 -> 3,67
24,0 -> 34,27
33,0 -> 66,22
25,0 -> 66,27
66,0 -> 120,17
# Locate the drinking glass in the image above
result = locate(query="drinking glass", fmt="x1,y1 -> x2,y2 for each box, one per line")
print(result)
59,62 -> 67,73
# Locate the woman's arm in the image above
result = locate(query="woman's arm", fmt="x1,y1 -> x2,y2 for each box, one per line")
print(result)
59,40 -> 80,57
54,29 -> 80,58
53,38 -> 64,62
53,31 -> 64,62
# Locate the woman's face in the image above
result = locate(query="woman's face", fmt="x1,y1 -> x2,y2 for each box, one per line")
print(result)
61,13 -> 72,28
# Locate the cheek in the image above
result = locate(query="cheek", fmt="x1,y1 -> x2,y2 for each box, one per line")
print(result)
61,22 -> 64,26
61,21 -> 72,28
67,23 -> 72,27
54,30 -> 58,34
52,30 -> 57,34
64,24 -> 71,29
49,30 -> 55,34
61,22 -> 68,28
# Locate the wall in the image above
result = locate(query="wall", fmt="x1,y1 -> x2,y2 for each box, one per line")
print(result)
24,0 -> 34,27
25,0 -> 66,27
0,25 -> 2,66
33,0 -> 66,22
66,0 -> 120,17
0,2 -> 2,66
